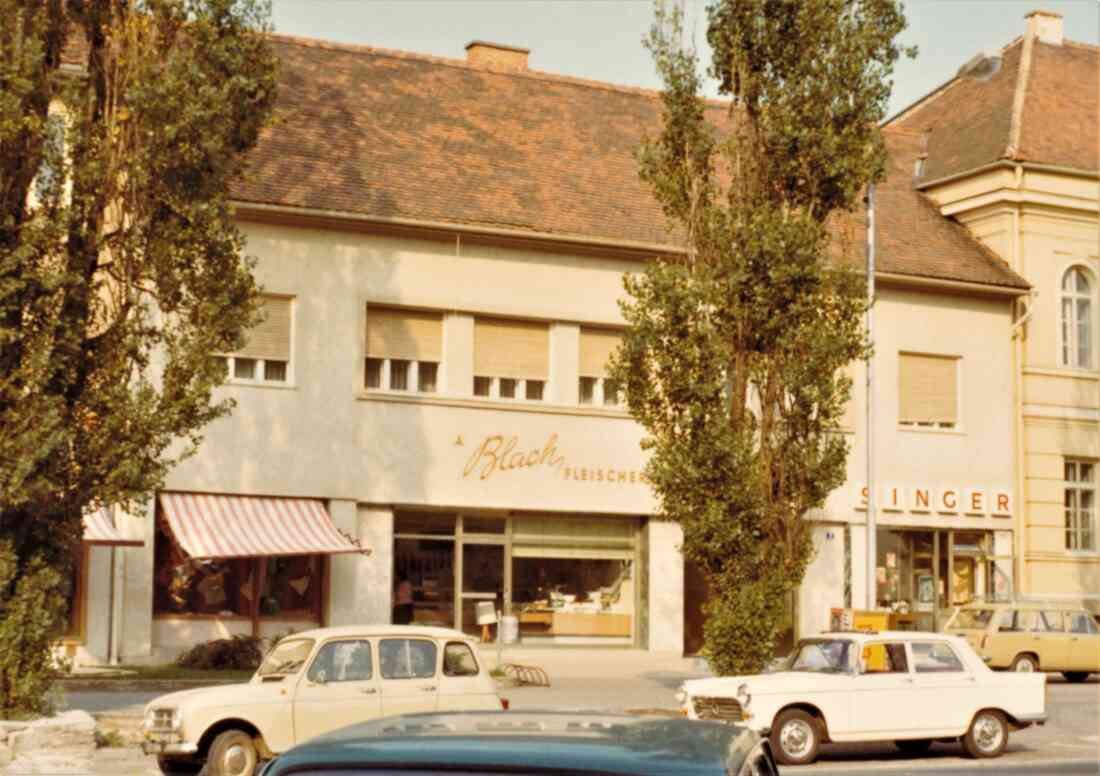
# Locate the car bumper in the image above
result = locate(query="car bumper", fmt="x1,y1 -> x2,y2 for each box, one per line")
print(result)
141,737 -> 199,756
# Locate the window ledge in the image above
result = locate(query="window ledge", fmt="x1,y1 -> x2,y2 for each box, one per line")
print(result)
359,391 -> 631,419
1023,367 -> 1100,382
897,424 -> 966,436
222,380 -> 297,391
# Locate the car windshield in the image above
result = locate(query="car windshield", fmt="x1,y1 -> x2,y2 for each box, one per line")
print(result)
257,638 -> 315,677
783,639 -> 854,673
948,608 -> 994,629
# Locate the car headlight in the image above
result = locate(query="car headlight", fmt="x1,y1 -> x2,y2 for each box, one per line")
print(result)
143,707 -> 181,731
737,683 -> 751,707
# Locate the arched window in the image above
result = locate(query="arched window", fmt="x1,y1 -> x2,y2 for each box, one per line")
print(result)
1061,267 -> 1093,369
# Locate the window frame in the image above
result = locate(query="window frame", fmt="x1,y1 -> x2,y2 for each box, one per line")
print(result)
578,375 -> 625,409
471,375 -> 545,403
910,640 -> 965,674
1059,265 -> 1096,371
442,641 -> 481,677
364,356 -> 440,394
307,639 -> 375,684
217,294 -> 295,387
1064,459 -> 1097,554
897,351 -> 963,433
378,638 -> 439,681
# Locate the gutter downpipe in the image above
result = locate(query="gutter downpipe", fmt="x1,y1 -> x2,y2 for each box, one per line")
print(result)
866,183 -> 877,611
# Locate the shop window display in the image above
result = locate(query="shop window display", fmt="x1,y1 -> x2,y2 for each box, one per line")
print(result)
512,558 -> 634,638
153,520 -> 322,621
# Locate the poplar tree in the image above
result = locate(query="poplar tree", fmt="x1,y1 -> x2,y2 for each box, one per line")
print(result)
611,0 -> 914,673
0,0 -> 276,713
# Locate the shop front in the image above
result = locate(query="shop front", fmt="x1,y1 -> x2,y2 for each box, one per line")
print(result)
393,511 -> 644,646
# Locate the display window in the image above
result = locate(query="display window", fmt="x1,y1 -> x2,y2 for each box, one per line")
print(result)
392,511 -> 643,644
153,519 -> 323,622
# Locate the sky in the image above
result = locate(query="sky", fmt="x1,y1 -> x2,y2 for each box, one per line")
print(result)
271,0 -> 1099,117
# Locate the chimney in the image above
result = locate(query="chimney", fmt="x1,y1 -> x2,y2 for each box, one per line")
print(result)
465,41 -> 529,72
1025,9 -> 1063,45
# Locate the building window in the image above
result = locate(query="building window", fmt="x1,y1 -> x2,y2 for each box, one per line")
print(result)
898,352 -> 959,429
1061,267 -> 1094,369
153,520 -> 323,621
219,295 -> 293,385
473,317 -> 549,402
578,327 -> 624,408
365,307 -> 442,394
1065,460 -> 1095,552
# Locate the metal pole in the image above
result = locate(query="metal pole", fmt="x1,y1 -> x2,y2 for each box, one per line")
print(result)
865,183 -> 877,611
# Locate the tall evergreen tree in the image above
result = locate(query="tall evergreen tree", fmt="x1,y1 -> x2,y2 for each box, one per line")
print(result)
611,0 -> 914,673
0,0 -> 277,713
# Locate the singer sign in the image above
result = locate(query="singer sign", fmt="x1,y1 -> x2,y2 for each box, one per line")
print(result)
856,484 -> 1013,517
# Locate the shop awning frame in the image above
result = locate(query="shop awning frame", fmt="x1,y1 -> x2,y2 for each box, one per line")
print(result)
83,508 -> 144,547
158,492 -> 369,560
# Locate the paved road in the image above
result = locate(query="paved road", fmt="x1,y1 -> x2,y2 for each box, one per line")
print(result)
32,672 -> 1100,775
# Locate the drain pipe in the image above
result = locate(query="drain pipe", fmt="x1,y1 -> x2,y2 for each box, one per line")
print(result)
865,183 -> 877,611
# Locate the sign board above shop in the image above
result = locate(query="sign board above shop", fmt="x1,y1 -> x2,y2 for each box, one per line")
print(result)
460,433 -> 650,487
855,484 -> 1013,518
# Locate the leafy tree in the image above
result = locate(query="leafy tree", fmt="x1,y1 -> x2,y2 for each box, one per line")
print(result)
0,0 -> 277,714
611,0 -> 913,674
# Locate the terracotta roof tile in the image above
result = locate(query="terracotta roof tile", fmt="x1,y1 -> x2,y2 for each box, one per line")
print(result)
227,35 -> 1027,290
890,37 -> 1098,179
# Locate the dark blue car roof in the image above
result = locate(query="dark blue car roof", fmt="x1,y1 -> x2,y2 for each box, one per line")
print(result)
263,711 -> 759,776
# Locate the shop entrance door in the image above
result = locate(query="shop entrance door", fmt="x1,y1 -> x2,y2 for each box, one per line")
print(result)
459,543 -> 504,638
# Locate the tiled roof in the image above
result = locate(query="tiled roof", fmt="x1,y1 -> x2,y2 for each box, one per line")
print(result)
890,37 -> 1099,180
61,31 -> 1029,290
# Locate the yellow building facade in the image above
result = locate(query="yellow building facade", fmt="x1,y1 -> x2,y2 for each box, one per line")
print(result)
892,11 -> 1099,611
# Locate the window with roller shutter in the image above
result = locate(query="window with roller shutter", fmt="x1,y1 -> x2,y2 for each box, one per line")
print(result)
217,295 -> 293,384
472,317 -> 549,402
364,307 -> 443,394
898,352 -> 959,429
578,326 -> 624,407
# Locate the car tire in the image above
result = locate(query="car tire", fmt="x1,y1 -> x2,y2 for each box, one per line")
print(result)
205,729 -> 259,776
157,756 -> 202,775
1062,671 -> 1090,683
770,709 -> 821,766
1010,653 -> 1038,672
962,709 -> 1009,759
894,738 -> 933,755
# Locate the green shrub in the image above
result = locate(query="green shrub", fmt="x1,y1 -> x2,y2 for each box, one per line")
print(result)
0,541 -> 71,716
701,576 -> 791,677
175,635 -> 263,671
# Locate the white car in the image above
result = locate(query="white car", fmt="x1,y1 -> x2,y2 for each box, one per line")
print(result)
141,625 -> 503,776
678,630 -> 1047,766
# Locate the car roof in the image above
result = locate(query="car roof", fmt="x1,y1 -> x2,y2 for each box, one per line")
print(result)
816,631 -> 967,642
263,712 -> 759,776
279,624 -> 474,642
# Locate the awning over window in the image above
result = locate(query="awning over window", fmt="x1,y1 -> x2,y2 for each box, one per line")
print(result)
158,492 -> 368,559
83,508 -> 144,547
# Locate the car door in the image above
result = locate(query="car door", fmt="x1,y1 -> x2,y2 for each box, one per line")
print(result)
293,639 -> 381,745
1032,610 -> 1073,670
438,640 -> 496,712
908,640 -> 974,733
848,641 -> 915,737
1067,611 -> 1100,672
989,608 -> 1032,668
378,637 -> 440,716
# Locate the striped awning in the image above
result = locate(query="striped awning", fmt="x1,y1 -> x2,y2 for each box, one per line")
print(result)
158,492 -> 367,559
83,508 -> 143,547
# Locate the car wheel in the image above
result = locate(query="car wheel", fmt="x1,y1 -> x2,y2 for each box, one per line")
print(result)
895,738 -> 934,755
962,709 -> 1008,759
205,729 -> 258,776
770,709 -> 821,766
1062,671 -> 1090,683
157,756 -> 202,775
1010,653 -> 1038,672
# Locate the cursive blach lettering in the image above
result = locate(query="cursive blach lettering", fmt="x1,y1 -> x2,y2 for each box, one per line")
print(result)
463,434 -> 565,481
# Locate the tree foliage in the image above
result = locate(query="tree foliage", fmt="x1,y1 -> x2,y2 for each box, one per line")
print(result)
0,0 -> 277,714
611,0 -> 913,674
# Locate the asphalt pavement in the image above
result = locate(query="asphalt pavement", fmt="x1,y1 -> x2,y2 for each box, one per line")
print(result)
45,670 -> 1100,775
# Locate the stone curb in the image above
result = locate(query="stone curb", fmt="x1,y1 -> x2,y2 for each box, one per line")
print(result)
60,677 -> 243,693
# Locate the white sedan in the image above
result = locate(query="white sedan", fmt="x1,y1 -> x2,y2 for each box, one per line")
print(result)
678,630 -> 1047,766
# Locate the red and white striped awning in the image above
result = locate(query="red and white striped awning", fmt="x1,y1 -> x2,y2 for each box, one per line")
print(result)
158,492 -> 367,559
83,508 -> 144,547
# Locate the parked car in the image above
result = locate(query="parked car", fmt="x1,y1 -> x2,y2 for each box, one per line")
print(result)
678,630 -> 1047,766
258,711 -> 779,776
142,625 -> 503,776
944,602 -> 1100,681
